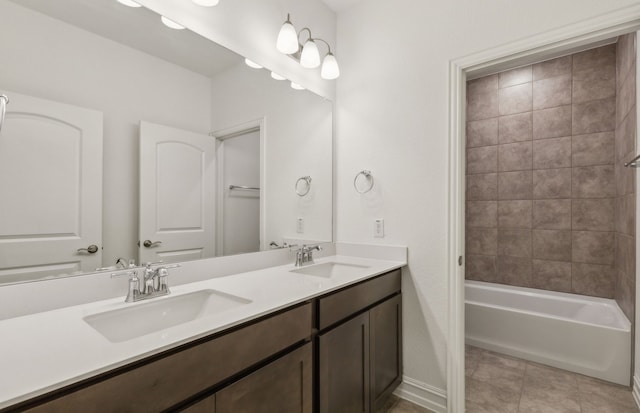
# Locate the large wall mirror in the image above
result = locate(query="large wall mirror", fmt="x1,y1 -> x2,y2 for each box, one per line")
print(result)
0,0 -> 333,285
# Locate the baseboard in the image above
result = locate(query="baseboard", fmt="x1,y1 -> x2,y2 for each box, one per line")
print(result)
393,376 -> 447,413
633,375 -> 640,409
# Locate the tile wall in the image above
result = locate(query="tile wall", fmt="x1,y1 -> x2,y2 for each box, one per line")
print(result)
615,33 -> 637,321
465,42 -> 635,304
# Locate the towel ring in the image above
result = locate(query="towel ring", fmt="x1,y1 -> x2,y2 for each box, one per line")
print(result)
295,176 -> 312,197
354,170 -> 374,194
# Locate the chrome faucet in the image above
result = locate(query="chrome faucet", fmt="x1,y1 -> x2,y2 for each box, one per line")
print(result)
294,244 -> 322,267
111,262 -> 179,303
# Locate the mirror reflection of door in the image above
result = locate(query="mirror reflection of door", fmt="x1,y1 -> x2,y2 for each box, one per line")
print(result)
138,121 -> 215,265
0,91 -> 103,283
217,127 -> 261,256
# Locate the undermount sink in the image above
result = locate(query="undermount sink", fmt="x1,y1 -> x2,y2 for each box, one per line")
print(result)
290,262 -> 370,278
84,289 -> 251,343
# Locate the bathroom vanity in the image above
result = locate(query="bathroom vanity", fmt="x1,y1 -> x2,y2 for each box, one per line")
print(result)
0,252 -> 404,413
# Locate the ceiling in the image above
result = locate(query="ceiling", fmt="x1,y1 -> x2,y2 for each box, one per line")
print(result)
321,0 -> 365,12
11,0 -> 241,78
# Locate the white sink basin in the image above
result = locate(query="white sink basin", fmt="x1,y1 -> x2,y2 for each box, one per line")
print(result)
290,262 -> 370,278
84,289 -> 251,343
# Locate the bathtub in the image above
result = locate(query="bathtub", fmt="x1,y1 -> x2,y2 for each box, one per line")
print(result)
465,280 -> 631,386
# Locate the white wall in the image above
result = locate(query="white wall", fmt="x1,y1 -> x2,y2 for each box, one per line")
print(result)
137,0 -> 337,100
0,1 -> 212,267
334,0 -> 640,406
210,63 -> 333,245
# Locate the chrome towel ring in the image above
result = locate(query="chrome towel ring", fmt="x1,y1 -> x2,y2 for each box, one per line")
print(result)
354,170 -> 374,194
0,94 -> 9,134
295,176 -> 312,197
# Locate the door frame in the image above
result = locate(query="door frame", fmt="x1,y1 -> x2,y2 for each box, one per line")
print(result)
212,118 -> 266,257
447,6 -> 640,412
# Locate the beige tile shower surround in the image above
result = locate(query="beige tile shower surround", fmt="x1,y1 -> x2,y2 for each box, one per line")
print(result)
465,38 -> 637,321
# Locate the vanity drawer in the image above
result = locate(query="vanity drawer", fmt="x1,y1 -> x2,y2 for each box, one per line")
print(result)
23,302 -> 312,413
317,269 -> 401,330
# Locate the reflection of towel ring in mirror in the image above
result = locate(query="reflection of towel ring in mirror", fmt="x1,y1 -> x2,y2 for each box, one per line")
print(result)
354,170 -> 374,194
295,176 -> 312,197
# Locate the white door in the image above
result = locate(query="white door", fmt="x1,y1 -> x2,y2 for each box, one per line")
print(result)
217,129 -> 260,256
139,121 -> 215,264
0,91 -> 103,283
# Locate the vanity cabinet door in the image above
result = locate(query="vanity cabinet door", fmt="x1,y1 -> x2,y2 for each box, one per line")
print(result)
319,312 -> 370,413
216,343 -> 312,413
181,395 -> 215,413
370,294 -> 402,412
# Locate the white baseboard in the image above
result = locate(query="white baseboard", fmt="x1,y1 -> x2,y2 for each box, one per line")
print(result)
393,376 -> 447,413
633,375 -> 640,409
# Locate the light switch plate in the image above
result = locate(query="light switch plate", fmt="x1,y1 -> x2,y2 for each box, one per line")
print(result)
296,217 -> 304,233
374,219 -> 384,238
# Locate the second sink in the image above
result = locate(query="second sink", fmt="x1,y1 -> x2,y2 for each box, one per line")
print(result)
290,262 -> 370,278
84,289 -> 252,343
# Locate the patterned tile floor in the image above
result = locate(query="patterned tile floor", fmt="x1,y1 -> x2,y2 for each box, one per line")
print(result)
466,345 -> 640,413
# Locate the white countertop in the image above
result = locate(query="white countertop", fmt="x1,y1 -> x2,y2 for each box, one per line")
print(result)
0,254 -> 405,409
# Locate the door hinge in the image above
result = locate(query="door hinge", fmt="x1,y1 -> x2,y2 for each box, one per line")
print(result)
458,256 -> 463,266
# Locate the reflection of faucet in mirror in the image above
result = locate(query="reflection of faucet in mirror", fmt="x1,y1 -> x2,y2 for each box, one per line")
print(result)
269,241 -> 290,249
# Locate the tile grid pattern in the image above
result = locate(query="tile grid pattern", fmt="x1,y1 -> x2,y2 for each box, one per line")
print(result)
466,345 -> 640,413
465,44 -> 627,300
614,33 -> 637,322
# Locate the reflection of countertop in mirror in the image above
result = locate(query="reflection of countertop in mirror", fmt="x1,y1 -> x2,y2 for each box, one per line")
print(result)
0,244 -> 406,409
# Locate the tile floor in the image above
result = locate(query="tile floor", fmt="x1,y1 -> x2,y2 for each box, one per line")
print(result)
466,345 -> 640,413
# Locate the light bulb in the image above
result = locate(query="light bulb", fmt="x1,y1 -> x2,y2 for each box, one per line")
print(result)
244,59 -> 263,69
271,72 -> 286,81
161,16 -> 185,30
321,53 -> 340,80
276,15 -> 299,55
116,0 -> 141,7
290,82 -> 305,90
192,0 -> 219,6
300,40 -> 320,69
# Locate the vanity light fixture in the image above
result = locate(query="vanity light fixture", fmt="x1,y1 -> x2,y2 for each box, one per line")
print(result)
116,0 -> 142,7
270,72 -> 286,81
290,82 -> 305,90
276,14 -> 340,80
161,16 -> 185,30
244,58 -> 263,69
191,0 -> 220,6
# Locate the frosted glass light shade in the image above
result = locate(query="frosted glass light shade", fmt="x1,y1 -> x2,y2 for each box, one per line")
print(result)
192,0 -> 219,6
161,16 -> 185,30
321,53 -> 340,79
244,59 -> 262,69
300,40 -> 320,69
270,72 -> 286,80
117,0 -> 141,7
277,19 -> 299,54
290,82 -> 305,90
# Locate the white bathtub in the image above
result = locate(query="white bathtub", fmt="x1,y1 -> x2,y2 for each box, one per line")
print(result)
465,280 -> 631,385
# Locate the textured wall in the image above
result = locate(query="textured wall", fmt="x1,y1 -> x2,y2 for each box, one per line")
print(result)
615,33 -> 637,322
465,44 -> 622,299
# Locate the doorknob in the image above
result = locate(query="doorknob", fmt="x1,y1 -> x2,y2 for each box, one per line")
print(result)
77,244 -> 99,254
143,240 -> 163,248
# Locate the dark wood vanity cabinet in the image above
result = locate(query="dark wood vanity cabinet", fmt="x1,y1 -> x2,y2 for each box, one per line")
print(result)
6,269 -> 402,413
182,343 -> 312,413
317,270 -> 402,413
